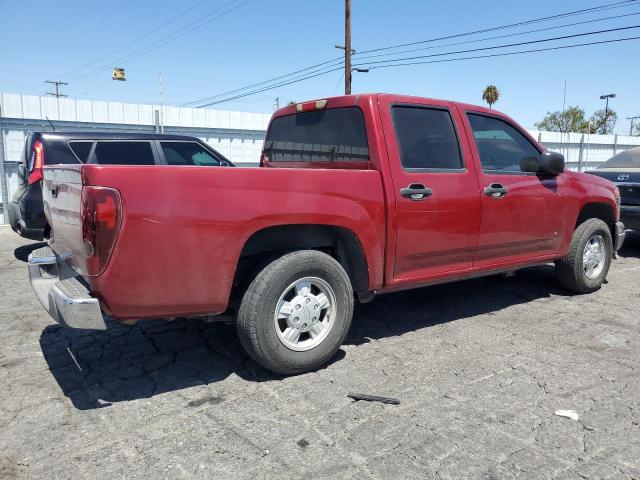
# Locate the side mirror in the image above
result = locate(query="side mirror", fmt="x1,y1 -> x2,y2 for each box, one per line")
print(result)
519,157 -> 540,173
519,151 -> 564,175
539,151 -> 564,175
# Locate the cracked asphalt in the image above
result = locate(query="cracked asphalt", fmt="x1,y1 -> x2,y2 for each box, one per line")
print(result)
0,225 -> 639,479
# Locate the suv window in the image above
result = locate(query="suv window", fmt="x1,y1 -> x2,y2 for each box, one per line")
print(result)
467,114 -> 540,173
160,141 -> 221,166
45,139 -> 82,165
90,141 -> 155,165
391,106 -> 463,170
264,107 -> 369,162
68,141 -> 93,163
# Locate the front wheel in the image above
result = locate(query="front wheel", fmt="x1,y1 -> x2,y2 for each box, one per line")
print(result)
237,250 -> 354,375
555,218 -> 613,293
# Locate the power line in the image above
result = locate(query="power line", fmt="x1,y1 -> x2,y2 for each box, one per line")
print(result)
72,0 -> 252,82
355,0 -> 638,55
196,66 -> 344,108
178,55 -> 344,106
353,25 -> 640,67
353,11 -> 640,62
101,0 -> 251,68
196,35 -> 640,107
366,35 -> 640,70
179,0 -> 638,108
59,0 -> 209,80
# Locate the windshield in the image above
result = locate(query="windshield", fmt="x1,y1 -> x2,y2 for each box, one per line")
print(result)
598,148 -> 640,169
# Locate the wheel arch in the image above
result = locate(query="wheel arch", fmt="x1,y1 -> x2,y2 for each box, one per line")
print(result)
575,201 -> 616,234
234,224 -> 370,300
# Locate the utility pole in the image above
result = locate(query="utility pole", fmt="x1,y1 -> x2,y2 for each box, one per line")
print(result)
344,0 -> 351,95
159,73 -> 164,134
627,116 -> 640,135
45,80 -> 69,98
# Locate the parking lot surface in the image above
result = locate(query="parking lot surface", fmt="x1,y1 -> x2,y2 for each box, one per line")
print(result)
0,226 -> 639,479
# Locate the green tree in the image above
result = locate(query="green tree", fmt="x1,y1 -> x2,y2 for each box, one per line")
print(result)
535,106 -> 589,133
535,106 -> 617,134
587,109 -> 617,135
482,85 -> 500,108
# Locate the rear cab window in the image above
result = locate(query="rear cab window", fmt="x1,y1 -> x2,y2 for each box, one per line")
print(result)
90,141 -> 156,165
264,107 -> 369,164
391,106 -> 463,171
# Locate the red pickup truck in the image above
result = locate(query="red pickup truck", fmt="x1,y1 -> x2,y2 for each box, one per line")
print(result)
30,93 -> 625,374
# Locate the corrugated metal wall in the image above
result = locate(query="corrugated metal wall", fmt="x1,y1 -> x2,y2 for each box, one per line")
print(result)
526,130 -> 640,171
0,92 -> 271,164
0,92 -> 274,223
2,92 -> 640,224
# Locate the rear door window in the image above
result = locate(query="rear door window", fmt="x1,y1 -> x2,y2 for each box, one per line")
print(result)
90,141 -> 155,165
264,107 -> 369,162
160,141 -> 221,166
391,106 -> 463,170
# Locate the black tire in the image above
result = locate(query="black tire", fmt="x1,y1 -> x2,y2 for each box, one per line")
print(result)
555,218 -> 612,293
237,250 -> 354,375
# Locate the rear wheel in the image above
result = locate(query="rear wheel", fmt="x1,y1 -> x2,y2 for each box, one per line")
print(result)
555,218 -> 612,293
237,250 -> 353,374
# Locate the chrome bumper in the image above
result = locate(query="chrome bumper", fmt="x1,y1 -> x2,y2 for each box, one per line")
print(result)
28,246 -> 106,330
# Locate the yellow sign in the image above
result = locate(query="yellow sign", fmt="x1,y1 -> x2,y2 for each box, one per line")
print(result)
112,68 -> 126,81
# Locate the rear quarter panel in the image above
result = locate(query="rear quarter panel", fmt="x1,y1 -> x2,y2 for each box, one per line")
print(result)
81,165 -> 386,319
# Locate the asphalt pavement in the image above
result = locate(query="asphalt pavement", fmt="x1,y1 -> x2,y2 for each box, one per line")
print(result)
0,225 -> 639,479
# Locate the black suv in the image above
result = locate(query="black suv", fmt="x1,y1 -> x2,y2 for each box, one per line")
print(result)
8,132 -> 234,240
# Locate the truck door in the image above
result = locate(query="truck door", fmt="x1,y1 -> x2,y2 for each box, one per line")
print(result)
379,97 -> 482,282
461,110 -> 566,267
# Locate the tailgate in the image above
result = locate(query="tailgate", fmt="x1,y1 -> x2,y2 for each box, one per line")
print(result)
42,165 -> 86,274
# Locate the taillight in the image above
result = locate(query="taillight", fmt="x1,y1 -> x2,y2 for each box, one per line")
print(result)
27,140 -> 44,184
81,186 -> 121,276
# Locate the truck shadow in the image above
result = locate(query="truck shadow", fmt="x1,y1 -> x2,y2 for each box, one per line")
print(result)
39,263 -> 584,410
344,265 -> 569,346
14,242 -> 48,262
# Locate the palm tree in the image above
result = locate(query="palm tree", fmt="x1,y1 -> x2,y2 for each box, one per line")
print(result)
482,85 -> 500,109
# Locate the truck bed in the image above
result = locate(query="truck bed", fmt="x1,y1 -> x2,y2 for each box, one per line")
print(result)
43,164 -> 386,319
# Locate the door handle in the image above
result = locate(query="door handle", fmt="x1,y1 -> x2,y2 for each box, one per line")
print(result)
484,183 -> 508,198
400,183 -> 433,201
51,183 -> 59,198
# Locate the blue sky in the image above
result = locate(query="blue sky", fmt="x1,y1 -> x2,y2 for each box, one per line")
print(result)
0,0 -> 639,132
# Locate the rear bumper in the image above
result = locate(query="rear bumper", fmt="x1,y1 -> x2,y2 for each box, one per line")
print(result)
28,246 -> 106,330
